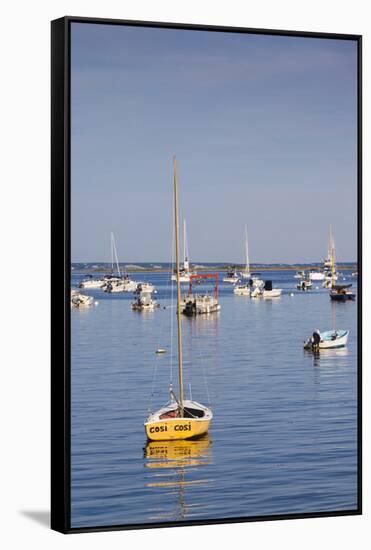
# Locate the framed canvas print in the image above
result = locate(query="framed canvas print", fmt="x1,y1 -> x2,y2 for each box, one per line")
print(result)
51,16 -> 362,533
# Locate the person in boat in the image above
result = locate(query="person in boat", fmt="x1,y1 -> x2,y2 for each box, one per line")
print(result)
312,329 -> 321,350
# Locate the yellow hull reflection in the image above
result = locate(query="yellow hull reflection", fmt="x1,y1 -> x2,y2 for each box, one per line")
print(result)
145,418 -> 211,441
145,435 -> 211,465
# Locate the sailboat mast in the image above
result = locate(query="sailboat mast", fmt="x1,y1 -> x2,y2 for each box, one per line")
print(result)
111,233 -> 121,278
245,225 -> 249,273
331,227 -> 336,287
110,233 -> 114,274
173,156 -> 184,415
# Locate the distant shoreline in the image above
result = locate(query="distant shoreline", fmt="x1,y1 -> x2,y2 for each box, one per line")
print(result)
71,264 -> 357,273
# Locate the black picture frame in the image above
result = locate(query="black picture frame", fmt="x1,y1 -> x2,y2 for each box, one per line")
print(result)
51,15 -> 362,534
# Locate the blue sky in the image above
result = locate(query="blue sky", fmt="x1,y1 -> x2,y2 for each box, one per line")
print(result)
71,23 -> 358,263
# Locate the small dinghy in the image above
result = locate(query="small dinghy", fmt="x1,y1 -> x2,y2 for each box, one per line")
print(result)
304,329 -> 349,350
330,284 -> 356,302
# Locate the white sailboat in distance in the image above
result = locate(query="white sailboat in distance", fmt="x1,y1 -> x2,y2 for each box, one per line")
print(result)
171,219 -> 197,283
240,225 -> 251,279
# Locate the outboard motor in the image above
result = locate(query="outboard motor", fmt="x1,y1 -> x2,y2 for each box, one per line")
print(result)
264,280 -> 273,291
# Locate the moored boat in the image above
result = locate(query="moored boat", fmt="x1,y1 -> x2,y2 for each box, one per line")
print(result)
251,280 -> 282,299
234,283 -> 250,296
131,291 -> 159,311
223,268 -> 239,284
171,220 -> 197,283
104,275 -> 138,293
330,284 -> 356,302
144,157 -> 213,441
135,282 -> 156,294
71,290 -> 94,308
297,277 -> 312,291
304,329 -> 349,350
309,270 -> 325,281
181,274 -> 221,315
102,233 -> 138,292
77,274 -> 105,289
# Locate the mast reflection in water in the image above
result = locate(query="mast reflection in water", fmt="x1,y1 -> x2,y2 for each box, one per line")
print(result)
144,435 -> 213,521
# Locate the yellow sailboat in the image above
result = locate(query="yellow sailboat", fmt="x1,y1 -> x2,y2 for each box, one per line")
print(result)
144,157 -> 213,441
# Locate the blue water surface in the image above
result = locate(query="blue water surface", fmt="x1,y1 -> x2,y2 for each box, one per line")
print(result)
70,269 -> 358,527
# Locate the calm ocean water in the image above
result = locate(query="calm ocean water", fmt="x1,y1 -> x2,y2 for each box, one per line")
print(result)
70,270 -> 358,528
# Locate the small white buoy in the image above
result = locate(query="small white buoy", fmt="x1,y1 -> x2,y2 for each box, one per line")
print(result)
94,301 -> 99,306
290,292 -> 294,297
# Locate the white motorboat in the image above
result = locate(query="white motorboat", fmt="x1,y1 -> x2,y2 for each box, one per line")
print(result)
297,278 -> 312,291
294,270 -> 305,279
78,275 -> 105,289
71,290 -> 94,308
234,283 -> 250,296
309,270 -> 325,281
251,280 -> 282,299
223,269 -> 239,284
249,273 -> 263,287
304,329 -> 349,350
262,288 -> 282,298
105,275 -> 138,293
131,291 -> 159,311
135,282 -> 156,294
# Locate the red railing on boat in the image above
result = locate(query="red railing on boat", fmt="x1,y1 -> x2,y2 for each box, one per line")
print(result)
188,273 -> 218,300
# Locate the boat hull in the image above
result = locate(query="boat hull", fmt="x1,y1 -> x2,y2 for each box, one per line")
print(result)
182,302 -> 221,315
78,280 -> 104,289
145,417 -> 211,441
330,292 -> 355,302
263,289 -> 282,298
309,272 -> 325,281
234,287 -> 250,296
304,330 -> 349,350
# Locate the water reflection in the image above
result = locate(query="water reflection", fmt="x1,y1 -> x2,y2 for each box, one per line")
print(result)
144,435 -> 212,521
305,346 -> 350,369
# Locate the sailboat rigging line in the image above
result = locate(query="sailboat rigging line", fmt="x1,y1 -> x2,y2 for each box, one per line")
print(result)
111,232 -> 121,278
202,358 -> 211,407
110,233 -> 114,273
148,356 -> 159,415
150,167 -> 176,413
169,192 -> 175,387
174,156 -> 184,416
